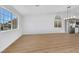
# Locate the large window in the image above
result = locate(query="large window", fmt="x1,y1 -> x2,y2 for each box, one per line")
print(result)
0,7 -> 17,31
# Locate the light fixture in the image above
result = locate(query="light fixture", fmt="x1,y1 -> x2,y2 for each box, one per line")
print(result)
64,6 -> 72,19
70,16 -> 73,18
73,16 -> 76,18
67,6 -> 71,19
35,5 -> 40,7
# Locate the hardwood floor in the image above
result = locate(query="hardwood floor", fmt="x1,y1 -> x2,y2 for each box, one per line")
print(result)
3,33 -> 79,53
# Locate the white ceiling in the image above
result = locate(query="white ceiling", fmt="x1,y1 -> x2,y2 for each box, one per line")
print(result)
13,5 -> 79,16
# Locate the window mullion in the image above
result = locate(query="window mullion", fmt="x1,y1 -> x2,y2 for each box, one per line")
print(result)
3,10 -> 4,31
11,13 -> 13,30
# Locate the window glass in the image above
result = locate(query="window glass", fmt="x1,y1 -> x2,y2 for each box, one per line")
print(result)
0,7 -> 17,31
54,15 -> 62,28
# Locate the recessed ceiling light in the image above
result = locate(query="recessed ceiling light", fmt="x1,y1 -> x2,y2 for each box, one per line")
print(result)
35,5 -> 39,7
67,6 -> 71,8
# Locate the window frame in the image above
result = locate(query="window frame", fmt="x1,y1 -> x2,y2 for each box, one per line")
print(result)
0,7 -> 18,32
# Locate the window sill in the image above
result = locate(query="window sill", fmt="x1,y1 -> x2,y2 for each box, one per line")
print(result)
0,29 -> 18,33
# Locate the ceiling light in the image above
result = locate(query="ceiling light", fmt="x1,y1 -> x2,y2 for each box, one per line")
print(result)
70,16 -> 73,18
67,6 -> 71,8
35,5 -> 40,7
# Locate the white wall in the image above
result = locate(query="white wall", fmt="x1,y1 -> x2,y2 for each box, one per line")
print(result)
23,14 -> 65,34
0,6 -> 23,52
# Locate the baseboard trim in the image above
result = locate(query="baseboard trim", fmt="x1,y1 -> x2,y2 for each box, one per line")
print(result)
23,32 -> 68,36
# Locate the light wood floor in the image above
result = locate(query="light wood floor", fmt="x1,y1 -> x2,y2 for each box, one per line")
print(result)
3,33 -> 79,53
